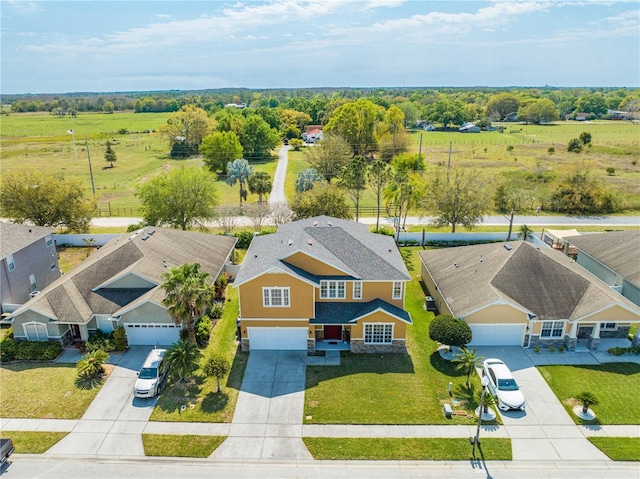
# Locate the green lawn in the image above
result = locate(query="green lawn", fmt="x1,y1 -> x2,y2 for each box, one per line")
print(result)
2,431 -> 69,454
537,363 -> 640,424
304,247 -> 495,425
149,287 -> 248,422
142,434 -> 226,457
0,362 -> 107,419
588,437 -> 640,461
303,437 -> 512,461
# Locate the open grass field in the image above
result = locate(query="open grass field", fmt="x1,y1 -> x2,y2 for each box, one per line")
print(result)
537,363 -> 640,425
2,112 -> 639,215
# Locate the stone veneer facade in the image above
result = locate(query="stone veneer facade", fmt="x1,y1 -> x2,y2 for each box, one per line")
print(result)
350,339 -> 407,354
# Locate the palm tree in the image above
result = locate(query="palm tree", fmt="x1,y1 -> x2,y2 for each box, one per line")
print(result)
518,224 -> 533,241
165,339 -> 202,382
575,391 -> 599,414
295,168 -> 324,193
161,263 -> 214,344
76,349 -> 110,378
226,158 -> 254,207
247,171 -> 272,204
452,348 -> 484,388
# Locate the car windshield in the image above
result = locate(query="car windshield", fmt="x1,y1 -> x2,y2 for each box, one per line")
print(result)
138,367 -> 157,380
497,378 -> 519,391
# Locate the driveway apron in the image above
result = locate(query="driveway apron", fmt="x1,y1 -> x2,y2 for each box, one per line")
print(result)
211,350 -> 311,460
473,346 -> 609,461
45,346 -> 156,457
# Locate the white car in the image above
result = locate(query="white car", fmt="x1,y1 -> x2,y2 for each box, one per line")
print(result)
134,348 -> 168,398
482,358 -> 525,411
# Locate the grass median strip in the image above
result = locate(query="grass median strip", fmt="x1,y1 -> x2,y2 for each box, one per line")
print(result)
587,437 -> 640,462
142,434 -> 226,458
303,437 -> 512,461
3,431 -> 68,454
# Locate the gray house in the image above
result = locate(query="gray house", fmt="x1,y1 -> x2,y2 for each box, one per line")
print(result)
566,230 -> 640,308
8,228 -> 236,346
1,223 -> 61,317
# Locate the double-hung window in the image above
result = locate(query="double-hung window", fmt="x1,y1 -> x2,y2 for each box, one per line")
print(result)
262,287 -> 290,307
6,254 -> 15,272
392,281 -> 402,300
601,322 -> 617,331
352,281 -> 362,300
45,234 -> 53,247
540,320 -> 564,338
364,323 -> 393,344
320,280 -> 346,299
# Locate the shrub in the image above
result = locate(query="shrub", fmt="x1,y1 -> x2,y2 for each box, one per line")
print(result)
195,315 -> 212,347
0,329 -> 62,362
209,302 -> 225,320
606,167 -> 615,176
376,226 -> 395,237
506,145 -> 514,152
549,345 -> 556,352
179,328 -> 190,342
113,326 -> 128,351
579,131 -> 592,145
86,330 -> 116,353
233,230 -> 255,249
567,138 -> 583,153
428,314 -> 472,347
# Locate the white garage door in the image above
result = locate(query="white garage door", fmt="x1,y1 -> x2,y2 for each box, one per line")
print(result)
248,327 -> 308,350
468,324 -> 525,346
124,323 -> 180,346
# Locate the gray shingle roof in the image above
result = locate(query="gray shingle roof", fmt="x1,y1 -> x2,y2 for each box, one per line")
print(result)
419,241 -> 640,321
566,230 -> 640,287
234,216 -> 410,285
312,298 -> 412,325
11,228 -> 236,323
0,222 -> 54,258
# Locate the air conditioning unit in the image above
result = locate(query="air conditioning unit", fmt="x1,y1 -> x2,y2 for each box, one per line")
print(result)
425,296 -> 437,312
29,290 -> 40,298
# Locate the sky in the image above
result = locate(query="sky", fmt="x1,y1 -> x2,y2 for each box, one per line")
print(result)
1,0 -> 639,94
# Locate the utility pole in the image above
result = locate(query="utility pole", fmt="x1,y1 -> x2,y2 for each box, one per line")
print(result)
447,141 -> 452,181
68,129 -> 78,165
85,138 -> 96,197
417,133 -> 423,170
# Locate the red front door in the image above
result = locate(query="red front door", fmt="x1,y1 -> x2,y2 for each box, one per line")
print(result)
324,325 -> 342,341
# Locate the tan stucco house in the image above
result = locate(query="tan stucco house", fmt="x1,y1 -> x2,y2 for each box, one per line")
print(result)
8,228 -> 236,346
233,216 -> 412,353
419,241 -> 640,351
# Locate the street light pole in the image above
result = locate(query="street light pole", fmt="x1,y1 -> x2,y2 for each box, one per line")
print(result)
471,375 -> 490,456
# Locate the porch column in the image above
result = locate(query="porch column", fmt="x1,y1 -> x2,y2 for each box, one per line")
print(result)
632,326 -> 640,347
566,321 -> 578,351
587,322 -> 601,352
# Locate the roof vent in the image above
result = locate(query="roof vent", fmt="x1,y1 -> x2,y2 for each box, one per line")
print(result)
288,239 -> 294,246
327,221 -> 333,227
313,221 -> 318,226
454,263 -> 458,268
504,244 -> 512,251
141,234 -> 149,241
307,239 -> 313,246
30,290 -> 40,298
147,229 -> 156,235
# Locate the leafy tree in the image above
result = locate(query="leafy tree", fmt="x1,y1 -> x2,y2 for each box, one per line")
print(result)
368,159 -> 390,232
291,182 -> 352,219
324,99 -> 382,156
377,105 -> 407,159
244,203 -> 272,232
279,108 -> 312,134
452,348 -> 484,388
550,168 -> 619,214
76,349 -> 109,379
429,314 -> 472,348
567,138 -> 583,153
104,140 -> 117,168
137,166 -> 218,230
247,171 -> 272,204
396,101 -> 419,128
426,167 -> 490,233
384,168 -> 422,234
296,168 -> 324,193
289,138 -> 304,150
213,108 -> 245,134
339,156 -> 368,222
102,101 -> 114,113
579,131 -> 592,145
160,105 -> 212,157
517,99 -> 558,124
0,170 -> 96,233
574,94 -> 608,116
304,133 -> 352,182
226,159 -> 254,207
424,98 -> 469,127
203,354 -> 231,393
493,183 -> 526,214
161,263 -> 214,344
165,340 -> 202,382
238,114 -> 280,160
485,93 -> 520,120
200,131 -> 243,174
575,391 -> 599,415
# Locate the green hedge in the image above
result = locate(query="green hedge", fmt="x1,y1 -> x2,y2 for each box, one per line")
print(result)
0,329 -> 62,362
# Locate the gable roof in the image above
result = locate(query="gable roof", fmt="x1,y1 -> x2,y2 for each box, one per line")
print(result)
10,228 -> 236,323
0,222 -> 54,258
419,241 -> 640,321
313,298 -> 412,325
234,216 -> 410,286
566,230 -> 640,287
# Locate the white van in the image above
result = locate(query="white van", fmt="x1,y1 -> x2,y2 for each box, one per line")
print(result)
134,348 -> 168,398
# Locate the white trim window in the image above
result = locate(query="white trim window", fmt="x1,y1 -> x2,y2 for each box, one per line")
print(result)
392,281 -> 402,300
262,287 -> 290,307
540,320 -> 565,338
320,280 -> 346,299
352,281 -> 362,300
29,274 -> 37,292
601,322 -> 617,331
364,323 -> 393,344
23,322 -> 48,341
6,254 -> 15,272
45,234 -> 53,247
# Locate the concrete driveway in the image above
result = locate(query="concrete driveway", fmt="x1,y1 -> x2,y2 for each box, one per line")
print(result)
212,350 -> 312,460
46,346 -> 156,456
473,346 -> 609,461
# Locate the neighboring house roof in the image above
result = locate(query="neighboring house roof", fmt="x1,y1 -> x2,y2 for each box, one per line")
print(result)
0,222 -> 54,258
10,228 -> 236,323
313,298 -> 412,325
419,241 -> 640,321
566,230 -> 640,287
234,216 -> 411,286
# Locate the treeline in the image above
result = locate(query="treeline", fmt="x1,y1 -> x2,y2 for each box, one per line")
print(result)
3,87 -> 639,120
